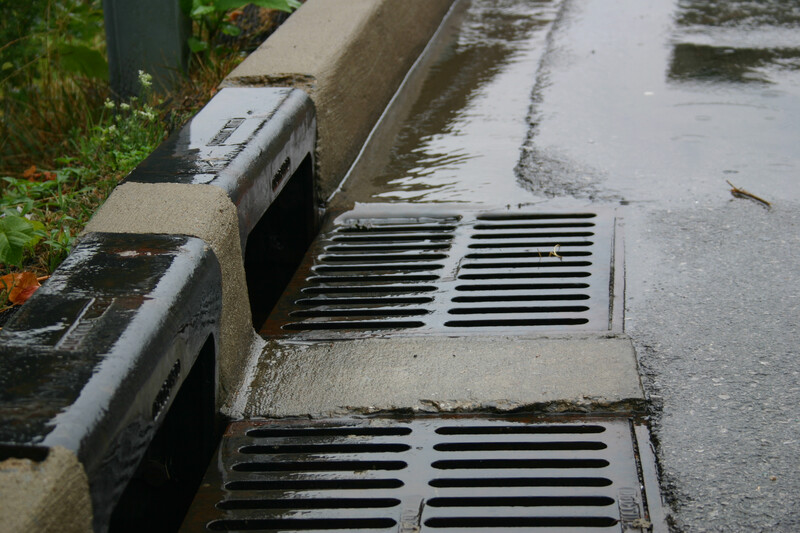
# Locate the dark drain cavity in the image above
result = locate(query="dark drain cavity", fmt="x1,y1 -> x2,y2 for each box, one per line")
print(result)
260,207 -> 618,336
180,417 -> 662,532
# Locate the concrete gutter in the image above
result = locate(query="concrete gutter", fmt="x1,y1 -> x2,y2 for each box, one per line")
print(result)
242,335 -> 645,419
221,0 -> 456,202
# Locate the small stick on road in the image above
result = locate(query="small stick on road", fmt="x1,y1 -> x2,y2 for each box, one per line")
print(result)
726,180 -> 771,208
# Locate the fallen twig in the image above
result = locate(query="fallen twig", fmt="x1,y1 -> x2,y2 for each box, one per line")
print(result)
726,180 -> 771,208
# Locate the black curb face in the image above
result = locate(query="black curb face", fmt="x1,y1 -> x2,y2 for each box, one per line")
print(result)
0,232 -> 223,529
123,87 -> 317,248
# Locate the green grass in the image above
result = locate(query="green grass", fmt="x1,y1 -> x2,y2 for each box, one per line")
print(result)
0,0 -> 301,310
1,71 -> 168,278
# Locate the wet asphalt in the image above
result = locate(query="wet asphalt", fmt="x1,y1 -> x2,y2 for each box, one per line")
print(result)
331,0 -> 800,530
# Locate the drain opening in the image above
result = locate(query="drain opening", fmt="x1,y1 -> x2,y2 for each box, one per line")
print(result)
433,441 -> 607,451
451,294 -> 589,302
423,516 -> 618,528
454,283 -> 590,291
217,498 -> 402,510
290,309 -> 429,318
314,264 -> 445,272
465,251 -> 592,258
260,208 -> 616,335
447,306 -> 589,315
182,418 -> 660,532
431,459 -> 610,470
240,443 -> 412,454
226,479 -> 405,491
473,222 -> 595,229
246,427 -> 412,437
457,272 -> 591,279
443,318 -> 589,328
297,296 -> 435,305
184,416 -> 657,531
309,274 -> 441,283
321,253 -> 449,262
434,425 -> 606,434
461,261 -> 592,269
428,477 -> 613,488
426,496 -> 615,507
282,320 -> 426,330
233,460 -> 408,472
301,285 -> 437,294
468,241 -> 594,248
207,518 -> 397,531
471,232 -> 594,239
476,213 -> 597,220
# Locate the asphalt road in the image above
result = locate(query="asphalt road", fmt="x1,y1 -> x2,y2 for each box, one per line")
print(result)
337,0 -> 800,530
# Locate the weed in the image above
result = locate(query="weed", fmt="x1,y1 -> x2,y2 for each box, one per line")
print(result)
0,0 -> 300,313
187,0 -> 300,55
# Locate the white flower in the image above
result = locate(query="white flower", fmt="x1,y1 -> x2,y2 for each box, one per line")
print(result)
104,98 -> 115,109
119,102 -> 130,111
136,109 -> 156,121
137,70 -> 153,89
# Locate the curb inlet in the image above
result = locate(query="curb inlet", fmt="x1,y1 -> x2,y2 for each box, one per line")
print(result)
180,416 -> 663,532
260,208 -> 618,337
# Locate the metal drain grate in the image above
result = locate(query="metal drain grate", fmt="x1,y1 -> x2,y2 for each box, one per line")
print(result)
260,207 -> 617,336
180,417 -> 660,532
281,216 -> 457,331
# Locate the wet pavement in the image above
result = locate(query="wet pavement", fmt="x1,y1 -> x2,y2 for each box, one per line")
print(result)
328,0 -> 800,530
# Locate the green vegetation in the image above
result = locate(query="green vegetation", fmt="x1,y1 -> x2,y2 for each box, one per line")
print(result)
188,0 -> 300,54
0,0 -> 299,310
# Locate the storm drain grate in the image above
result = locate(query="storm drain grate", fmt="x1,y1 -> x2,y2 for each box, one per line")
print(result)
180,417 -> 660,532
260,207 -> 618,336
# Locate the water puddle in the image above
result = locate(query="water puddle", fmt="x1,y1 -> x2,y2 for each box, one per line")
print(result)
335,0 -> 562,206
335,0 -> 800,209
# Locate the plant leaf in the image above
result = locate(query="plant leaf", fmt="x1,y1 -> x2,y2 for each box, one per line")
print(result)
187,36 -> 209,53
2,272 -> 38,302
221,23 -> 242,36
0,215 -> 35,266
191,4 -> 216,18
215,0 -> 298,12
58,43 -> 109,80
0,272 -> 41,305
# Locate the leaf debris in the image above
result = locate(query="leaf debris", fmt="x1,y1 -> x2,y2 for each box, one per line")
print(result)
726,180 -> 771,208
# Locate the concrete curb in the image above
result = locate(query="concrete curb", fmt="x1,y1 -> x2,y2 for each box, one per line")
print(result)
0,446 -> 92,533
0,2 -> 455,530
84,183 -> 251,405
221,0 -> 455,202
0,233 -> 222,530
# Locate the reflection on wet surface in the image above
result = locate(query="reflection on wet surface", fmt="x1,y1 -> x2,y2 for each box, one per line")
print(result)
338,0 -> 560,205
669,43 -> 800,85
670,0 -> 800,85
674,0 -> 800,28
338,0 -> 799,207
514,0 -> 800,205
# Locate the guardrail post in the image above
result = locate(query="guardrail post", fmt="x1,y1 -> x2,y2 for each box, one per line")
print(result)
103,0 -> 191,96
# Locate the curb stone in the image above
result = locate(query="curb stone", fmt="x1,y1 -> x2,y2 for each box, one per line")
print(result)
0,2 -> 455,530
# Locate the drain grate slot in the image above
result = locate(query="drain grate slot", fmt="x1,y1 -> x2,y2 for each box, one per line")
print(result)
260,208 -> 616,336
181,417 -> 661,532
427,496 -> 615,507
429,477 -> 614,488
